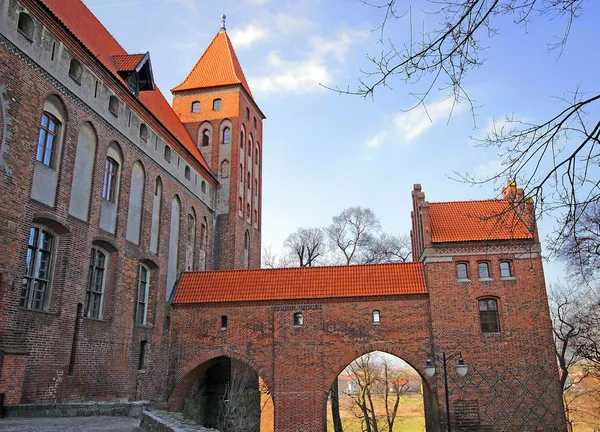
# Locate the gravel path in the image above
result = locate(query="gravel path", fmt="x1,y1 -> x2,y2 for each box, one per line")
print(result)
0,416 -> 140,431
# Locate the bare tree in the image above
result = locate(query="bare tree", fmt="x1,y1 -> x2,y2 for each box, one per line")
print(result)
342,353 -> 408,432
333,0 -> 596,255
218,371 -> 261,432
549,282 -> 600,430
558,202 -> 600,283
326,207 -> 381,265
284,227 -> 326,267
261,246 -> 292,269
364,233 -> 412,264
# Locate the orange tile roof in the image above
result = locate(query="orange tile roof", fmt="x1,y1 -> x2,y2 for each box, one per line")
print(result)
171,31 -> 253,97
429,200 -> 533,243
173,263 -> 427,305
112,54 -> 145,72
37,0 -> 211,174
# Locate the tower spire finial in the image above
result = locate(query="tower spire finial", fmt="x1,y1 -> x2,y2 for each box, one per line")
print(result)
220,13 -> 226,32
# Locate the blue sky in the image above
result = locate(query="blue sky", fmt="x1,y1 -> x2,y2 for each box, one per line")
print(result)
82,0 -> 600,283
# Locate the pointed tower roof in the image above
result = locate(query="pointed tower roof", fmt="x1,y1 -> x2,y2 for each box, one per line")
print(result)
171,30 -> 253,97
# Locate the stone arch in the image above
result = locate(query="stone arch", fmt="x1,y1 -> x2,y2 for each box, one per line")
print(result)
197,121 -> 213,148
167,347 -> 274,413
323,343 -> 439,431
218,119 -> 232,145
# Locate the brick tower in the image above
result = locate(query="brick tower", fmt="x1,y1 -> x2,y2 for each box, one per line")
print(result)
171,16 -> 264,270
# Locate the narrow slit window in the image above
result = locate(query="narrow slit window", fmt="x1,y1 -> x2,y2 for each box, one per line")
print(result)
373,310 -> 380,324
221,315 -> 228,330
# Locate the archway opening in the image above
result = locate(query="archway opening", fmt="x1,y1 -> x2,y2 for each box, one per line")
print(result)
327,351 -> 427,432
176,356 -> 273,432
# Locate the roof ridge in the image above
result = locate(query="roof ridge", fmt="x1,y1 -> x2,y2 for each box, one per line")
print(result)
181,261 -> 422,277
429,198 -> 507,205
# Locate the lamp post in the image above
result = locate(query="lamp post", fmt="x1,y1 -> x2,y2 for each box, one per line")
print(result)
424,352 -> 468,432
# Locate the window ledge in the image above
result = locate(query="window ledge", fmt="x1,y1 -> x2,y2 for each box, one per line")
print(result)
69,75 -> 81,85
478,278 -> 494,282
134,324 -> 153,330
457,278 -> 471,283
19,307 -> 58,316
220,327 -> 227,332
481,332 -> 505,338
17,29 -> 33,42
84,317 -> 109,323
500,276 -> 517,281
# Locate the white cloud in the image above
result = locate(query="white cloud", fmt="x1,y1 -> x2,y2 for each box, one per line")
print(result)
393,97 -> 466,141
475,159 -> 504,179
229,24 -> 270,49
249,29 -> 365,95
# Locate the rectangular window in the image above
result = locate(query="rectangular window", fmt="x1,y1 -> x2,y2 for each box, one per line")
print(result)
500,261 -> 512,278
457,263 -> 468,280
135,265 -> 149,325
102,158 -> 118,202
479,299 -> 500,333
37,113 -> 59,168
478,262 -> 490,279
85,248 -> 106,319
21,227 -> 54,310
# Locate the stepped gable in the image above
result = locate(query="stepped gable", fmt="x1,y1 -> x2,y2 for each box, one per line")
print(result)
429,199 -> 533,243
37,0 -> 211,173
173,262 -> 427,304
171,30 -> 253,97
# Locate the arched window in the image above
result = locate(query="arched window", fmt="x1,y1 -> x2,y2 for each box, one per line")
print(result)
17,12 -> 34,40
255,147 -> 259,163
373,310 -> 380,324
479,298 -> 500,333
213,98 -> 222,111
164,145 -> 171,162
201,180 -> 206,193
246,203 -> 250,219
247,172 -> 251,186
102,157 -> 119,202
222,127 -> 230,144
240,131 -> 244,149
202,129 -> 210,147
184,166 -> 191,180
186,211 -> 196,271
246,107 -> 250,120
21,227 -> 54,310
191,101 -> 200,113
69,122 -> 97,221
139,123 -> 148,142
166,197 -> 181,299
135,264 -> 150,325
69,58 -> 82,83
220,159 -> 230,178
254,179 -> 257,195
85,248 -> 107,319
253,117 -> 257,129
200,218 -> 207,249
457,263 -> 468,280
108,95 -> 119,116
478,262 -> 490,279
294,312 -> 304,327
37,112 -> 60,168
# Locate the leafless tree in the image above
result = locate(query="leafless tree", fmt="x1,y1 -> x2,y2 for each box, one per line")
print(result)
333,0 -> 596,255
326,207 -> 381,265
342,353 -> 408,432
558,202 -> 600,284
261,246 -> 292,269
284,227 -> 326,267
549,282 -> 600,430
364,233 -> 412,264
217,371 -> 261,432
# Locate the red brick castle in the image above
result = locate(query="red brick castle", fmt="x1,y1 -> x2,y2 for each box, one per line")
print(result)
0,0 -> 566,431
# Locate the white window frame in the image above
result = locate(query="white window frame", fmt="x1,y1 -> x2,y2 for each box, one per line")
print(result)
135,264 -> 150,325
85,247 -> 108,319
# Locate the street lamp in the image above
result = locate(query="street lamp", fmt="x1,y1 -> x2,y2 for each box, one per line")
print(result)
424,352 -> 468,432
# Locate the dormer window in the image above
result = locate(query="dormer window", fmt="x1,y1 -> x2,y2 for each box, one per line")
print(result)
112,52 -> 155,96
